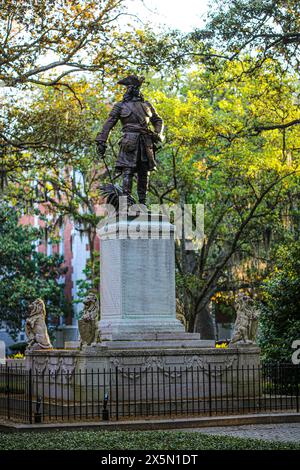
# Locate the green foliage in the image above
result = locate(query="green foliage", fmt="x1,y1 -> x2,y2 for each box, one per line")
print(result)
259,241 -> 300,362
194,0 -> 300,73
0,203 -> 67,333
0,1 -> 175,88
8,342 -> 27,354
0,430 -> 299,450
145,59 -> 300,334
0,0 -> 183,173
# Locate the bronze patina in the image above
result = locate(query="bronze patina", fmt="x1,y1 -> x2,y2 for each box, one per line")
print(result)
95,75 -> 164,207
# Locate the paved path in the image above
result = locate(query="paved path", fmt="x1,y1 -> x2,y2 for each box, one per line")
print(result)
178,423 -> 300,443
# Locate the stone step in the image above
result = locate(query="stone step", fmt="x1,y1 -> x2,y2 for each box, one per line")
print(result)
86,339 -> 215,350
101,332 -> 201,341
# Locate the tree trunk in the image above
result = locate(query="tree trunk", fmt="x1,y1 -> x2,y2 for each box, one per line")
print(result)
193,303 -> 215,339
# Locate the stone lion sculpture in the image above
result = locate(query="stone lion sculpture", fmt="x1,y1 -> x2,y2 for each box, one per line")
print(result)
78,293 -> 100,347
230,293 -> 259,346
25,298 -> 53,351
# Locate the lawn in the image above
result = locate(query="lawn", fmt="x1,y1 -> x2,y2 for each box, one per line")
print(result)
0,430 -> 299,450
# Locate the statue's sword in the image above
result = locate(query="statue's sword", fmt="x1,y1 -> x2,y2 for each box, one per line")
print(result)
101,154 -> 116,186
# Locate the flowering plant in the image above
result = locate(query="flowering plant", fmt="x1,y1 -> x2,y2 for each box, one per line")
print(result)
10,353 -> 25,359
215,342 -> 229,349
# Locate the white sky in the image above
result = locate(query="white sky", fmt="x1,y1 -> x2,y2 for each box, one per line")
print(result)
127,0 -> 209,31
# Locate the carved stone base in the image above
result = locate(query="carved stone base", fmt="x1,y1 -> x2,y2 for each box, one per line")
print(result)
26,346 -> 261,403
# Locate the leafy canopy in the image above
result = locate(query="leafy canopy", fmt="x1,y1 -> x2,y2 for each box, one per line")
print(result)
259,241 -> 300,362
0,203 -> 67,334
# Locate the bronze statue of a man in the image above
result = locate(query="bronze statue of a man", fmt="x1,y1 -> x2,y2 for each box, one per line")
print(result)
95,75 -> 164,207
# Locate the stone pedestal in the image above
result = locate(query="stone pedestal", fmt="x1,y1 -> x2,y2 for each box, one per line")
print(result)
97,214 -> 211,348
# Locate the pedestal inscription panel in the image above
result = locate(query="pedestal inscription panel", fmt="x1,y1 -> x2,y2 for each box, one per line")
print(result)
98,215 -> 184,339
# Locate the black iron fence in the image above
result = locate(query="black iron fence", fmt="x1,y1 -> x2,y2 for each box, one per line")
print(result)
0,363 -> 299,424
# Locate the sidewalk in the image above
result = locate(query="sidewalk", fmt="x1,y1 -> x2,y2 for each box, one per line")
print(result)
1,412 -> 300,432
176,422 -> 300,443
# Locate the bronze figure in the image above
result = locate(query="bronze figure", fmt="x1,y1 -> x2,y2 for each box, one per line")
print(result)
95,75 -> 164,207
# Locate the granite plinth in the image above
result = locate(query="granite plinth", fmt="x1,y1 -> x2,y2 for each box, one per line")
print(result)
65,334 -> 214,350
84,340 -> 214,350
97,214 -> 185,340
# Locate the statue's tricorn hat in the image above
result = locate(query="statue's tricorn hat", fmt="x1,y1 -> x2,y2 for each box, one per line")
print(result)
117,75 -> 145,87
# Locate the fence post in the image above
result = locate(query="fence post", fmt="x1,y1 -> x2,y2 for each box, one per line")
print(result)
208,364 -> 212,417
28,369 -> 33,424
6,365 -> 10,420
115,367 -> 119,421
296,366 -> 299,414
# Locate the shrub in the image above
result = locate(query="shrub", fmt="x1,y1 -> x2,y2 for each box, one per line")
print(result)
259,241 -> 300,362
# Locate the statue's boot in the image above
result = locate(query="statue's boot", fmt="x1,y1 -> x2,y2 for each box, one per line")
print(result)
137,164 -> 149,209
121,168 -> 135,212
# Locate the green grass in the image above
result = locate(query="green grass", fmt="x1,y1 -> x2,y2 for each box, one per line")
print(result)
0,430 -> 299,450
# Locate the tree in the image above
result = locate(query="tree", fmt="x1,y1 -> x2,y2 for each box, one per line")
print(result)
1,80 -> 111,279
146,59 -> 300,337
0,0 -> 130,88
259,241 -> 300,363
0,1 -> 182,157
0,202 -> 67,334
0,0 -> 128,179
192,0 -> 300,74
4,59 -> 300,339
1,78 -> 105,172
